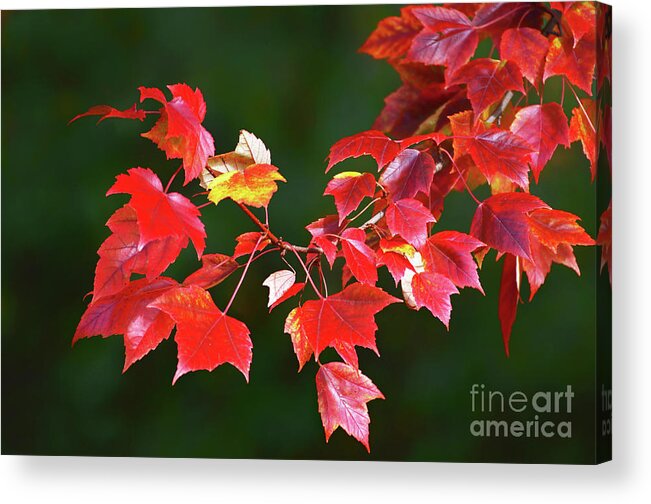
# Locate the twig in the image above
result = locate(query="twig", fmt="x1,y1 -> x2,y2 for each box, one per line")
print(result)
487,91 -> 514,124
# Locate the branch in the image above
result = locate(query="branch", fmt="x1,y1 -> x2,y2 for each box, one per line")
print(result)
361,210 -> 384,229
486,91 -> 514,124
235,201 -> 322,254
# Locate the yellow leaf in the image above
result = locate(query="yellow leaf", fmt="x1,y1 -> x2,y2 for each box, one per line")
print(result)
207,163 -> 286,208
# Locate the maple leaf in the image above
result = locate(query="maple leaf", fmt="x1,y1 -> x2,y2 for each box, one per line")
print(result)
498,254 -> 520,356
552,1 -> 597,46
340,228 -> 378,285
377,237 -> 416,285
326,130 -> 444,172
202,130 -> 272,188
544,34 -> 596,94
263,270 -> 305,311
499,27 -> 550,87
510,103 -> 570,182
450,111 -> 534,189
294,283 -> 400,365
479,2 -> 536,43
597,201 -> 612,282
379,149 -> 436,201
74,277 -> 178,371
359,6 -> 422,60
419,231 -> 485,293
326,130 -> 403,171
569,98 -> 598,180
521,208 -> 594,299
107,167 -> 206,257
306,215 -> 341,267
207,163 -> 286,208
373,81 -> 465,139
139,84 -> 215,185
410,271 -> 459,328
522,241 -> 580,301
470,192 -> 549,261
385,198 -> 436,249
182,253 -> 239,290
93,205 -> 185,300
406,6 -> 479,75
233,231 -> 271,259
528,208 -> 595,252
284,307 -> 313,371
150,284 -> 253,383
324,172 -> 376,224
447,59 -> 524,118
316,362 -> 384,452
69,104 -> 146,124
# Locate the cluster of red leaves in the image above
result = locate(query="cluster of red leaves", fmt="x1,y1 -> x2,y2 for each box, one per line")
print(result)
358,0 -> 611,354
71,2 -> 611,453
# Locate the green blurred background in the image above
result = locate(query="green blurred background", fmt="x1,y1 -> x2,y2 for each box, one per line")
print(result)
2,5 -> 608,462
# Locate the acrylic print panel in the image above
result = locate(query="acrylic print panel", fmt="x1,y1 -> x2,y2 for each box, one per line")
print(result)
1,2 -> 611,464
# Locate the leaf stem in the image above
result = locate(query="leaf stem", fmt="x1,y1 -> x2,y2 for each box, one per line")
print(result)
165,164 -> 183,193
344,197 -> 382,227
224,234 -> 265,314
441,148 -> 481,205
566,79 -> 596,134
288,244 -> 325,299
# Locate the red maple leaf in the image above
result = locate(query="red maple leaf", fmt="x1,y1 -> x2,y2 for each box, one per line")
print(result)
447,58 -> 524,117
182,253 -> 239,290
410,271 -> 459,328
291,283 -> 400,366
407,6 -> 479,75
139,84 -> 215,185
544,34 -> 596,95
522,241 -> 580,301
340,228 -> 378,285
510,103 -> 570,182
326,129 -> 445,172
316,362 -> 384,452
522,207 -> 594,298
469,192 -> 549,261
306,215 -> 341,267
93,205 -> 185,300
419,230 -> 485,293
377,237 -> 416,285
373,81 -> 465,139
150,284 -> 253,384
74,277 -> 178,371
499,27 -> 549,87
233,231 -> 271,259
385,198 -> 436,249
107,167 -> 206,258
359,6 -> 422,60
379,148 -> 436,201
324,171 -> 376,224
326,130 -> 403,172
69,104 -> 146,124
569,98 -> 598,180
552,1 -> 597,45
283,307 -> 313,371
528,208 -> 595,252
450,111 -> 534,189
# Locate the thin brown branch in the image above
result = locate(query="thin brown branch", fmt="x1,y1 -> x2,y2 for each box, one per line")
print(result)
234,201 -> 322,254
